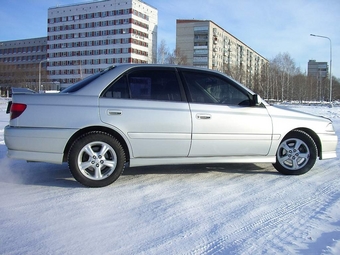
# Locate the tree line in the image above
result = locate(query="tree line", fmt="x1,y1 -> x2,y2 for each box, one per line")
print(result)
262,53 -> 339,102
157,40 -> 339,102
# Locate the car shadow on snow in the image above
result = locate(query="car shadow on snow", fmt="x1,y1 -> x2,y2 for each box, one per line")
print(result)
0,144 -> 81,188
1,159 -> 81,188
2,161 -> 278,188
1,145 -> 277,188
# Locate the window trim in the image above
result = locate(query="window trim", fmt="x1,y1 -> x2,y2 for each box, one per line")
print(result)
100,67 -> 187,102
178,68 -> 254,106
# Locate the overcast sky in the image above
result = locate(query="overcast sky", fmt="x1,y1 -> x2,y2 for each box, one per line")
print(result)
1,0 -> 339,78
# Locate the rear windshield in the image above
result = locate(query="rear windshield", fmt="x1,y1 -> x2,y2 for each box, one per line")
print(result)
61,66 -> 115,93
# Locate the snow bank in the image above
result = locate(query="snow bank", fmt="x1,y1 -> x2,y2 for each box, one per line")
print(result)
1,99 -> 339,254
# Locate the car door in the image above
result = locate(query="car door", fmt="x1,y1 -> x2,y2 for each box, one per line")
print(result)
180,69 -> 273,157
99,67 -> 192,158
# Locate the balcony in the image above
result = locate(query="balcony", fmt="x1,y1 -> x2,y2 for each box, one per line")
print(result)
194,45 -> 208,50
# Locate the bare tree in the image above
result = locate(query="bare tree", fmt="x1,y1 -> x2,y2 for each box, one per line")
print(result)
167,47 -> 188,65
292,72 -> 306,102
157,39 -> 170,64
333,77 -> 340,100
266,53 -> 299,101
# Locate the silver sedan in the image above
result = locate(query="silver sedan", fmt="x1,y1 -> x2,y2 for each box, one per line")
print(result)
4,64 -> 338,187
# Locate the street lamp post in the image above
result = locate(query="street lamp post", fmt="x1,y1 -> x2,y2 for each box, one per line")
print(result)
39,59 -> 49,93
310,34 -> 332,103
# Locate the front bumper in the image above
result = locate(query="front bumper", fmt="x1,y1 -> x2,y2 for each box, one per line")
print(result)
318,132 -> 338,159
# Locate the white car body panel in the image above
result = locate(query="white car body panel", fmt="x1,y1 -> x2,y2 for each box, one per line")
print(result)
129,155 -> 277,168
265,105 -> 338,158
9,94 -> 100,129
5,126 -> 77,163
188,103 -> 273,156
99,98 -> 192,158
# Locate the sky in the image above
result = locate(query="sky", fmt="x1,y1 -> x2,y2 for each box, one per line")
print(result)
0,0 -> 339,78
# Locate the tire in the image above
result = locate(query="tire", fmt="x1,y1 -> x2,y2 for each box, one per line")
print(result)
273,130 -> 317,175
68,131 -> 126,187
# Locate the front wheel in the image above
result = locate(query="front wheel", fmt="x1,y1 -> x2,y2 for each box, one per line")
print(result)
273,130 -> 317,175
68,131 -> 126,187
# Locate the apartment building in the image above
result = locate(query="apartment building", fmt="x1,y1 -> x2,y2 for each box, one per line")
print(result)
308,60 -> 328,79
47,0 -> 158,88
176,19 -> 267,87
0,37 -> 48,95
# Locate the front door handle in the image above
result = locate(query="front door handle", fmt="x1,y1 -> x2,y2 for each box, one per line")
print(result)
196,114 -> 211,120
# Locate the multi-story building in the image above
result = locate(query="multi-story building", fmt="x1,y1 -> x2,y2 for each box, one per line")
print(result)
307,60 -> 329,101
176,19 -> 268,88
308,60 -> 328,79
0,37 -> 48,95
47,0 -> 158,88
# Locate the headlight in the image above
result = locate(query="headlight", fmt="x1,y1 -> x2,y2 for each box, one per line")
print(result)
326,123 -> 335,132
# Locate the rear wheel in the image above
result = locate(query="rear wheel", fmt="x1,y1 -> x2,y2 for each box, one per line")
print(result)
68,131 -> 126,187
273,130 -> 317,175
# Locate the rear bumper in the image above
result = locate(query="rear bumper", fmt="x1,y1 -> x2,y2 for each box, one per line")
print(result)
7,150 -> 64,164
4,125 -> 76,164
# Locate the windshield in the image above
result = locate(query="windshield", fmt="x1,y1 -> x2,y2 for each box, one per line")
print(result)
61,66 -> 115,93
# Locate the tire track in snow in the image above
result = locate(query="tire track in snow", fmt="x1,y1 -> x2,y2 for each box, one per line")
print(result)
188,179 -> 340,255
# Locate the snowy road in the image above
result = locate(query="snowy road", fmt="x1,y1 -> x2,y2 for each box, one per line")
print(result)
1,99 -> 340,254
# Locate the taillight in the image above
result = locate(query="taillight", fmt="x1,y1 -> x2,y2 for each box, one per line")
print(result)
10,103 -> 27,120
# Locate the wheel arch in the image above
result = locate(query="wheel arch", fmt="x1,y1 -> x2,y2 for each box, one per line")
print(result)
285,128 -> 321,158
63,126 -> 131,163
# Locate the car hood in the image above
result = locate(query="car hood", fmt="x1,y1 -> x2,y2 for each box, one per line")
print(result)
265,104 -> 331,123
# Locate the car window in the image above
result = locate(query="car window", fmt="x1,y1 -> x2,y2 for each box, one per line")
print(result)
103,69 -> 182,102
61,72 -> 102,93
103,75 -> 129,99
182,71 -> 251,106
62,66 -> 115,93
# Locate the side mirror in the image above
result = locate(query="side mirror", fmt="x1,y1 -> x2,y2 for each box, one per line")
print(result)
252,94 -> 261,106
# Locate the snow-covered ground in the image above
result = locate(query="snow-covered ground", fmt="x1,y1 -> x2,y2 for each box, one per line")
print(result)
1,97 -> 339,255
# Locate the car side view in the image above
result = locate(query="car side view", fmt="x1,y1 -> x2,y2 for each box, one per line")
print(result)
4,64 -> 338,187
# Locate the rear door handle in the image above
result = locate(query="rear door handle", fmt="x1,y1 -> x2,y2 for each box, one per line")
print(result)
196,114 -> 211,120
